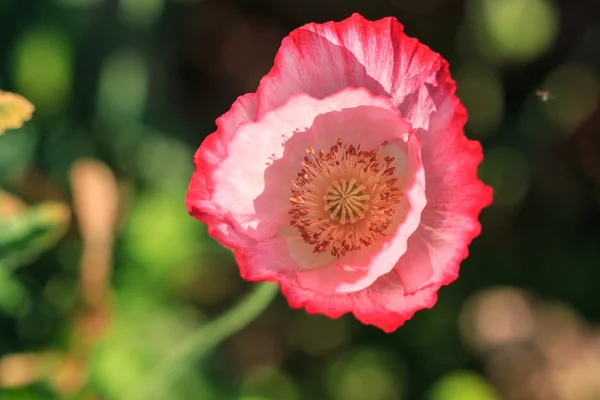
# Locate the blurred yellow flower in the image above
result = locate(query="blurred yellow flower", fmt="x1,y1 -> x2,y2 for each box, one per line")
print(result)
0,91 -> 35,135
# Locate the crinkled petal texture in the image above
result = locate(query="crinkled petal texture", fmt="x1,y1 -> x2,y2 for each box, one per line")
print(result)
187,13 -> 492,332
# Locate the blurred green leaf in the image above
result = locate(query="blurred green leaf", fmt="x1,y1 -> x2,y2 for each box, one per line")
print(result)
90,293 -> 214,400
0,203 -> 70,270
0,267 -> 31,317
126,282 -> 279,400
0,125 -> 38,183
428,370 -> 500,400
121,186 -> 204,291
0,384 -> 59,400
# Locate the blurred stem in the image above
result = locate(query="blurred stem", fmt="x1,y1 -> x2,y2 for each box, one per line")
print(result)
129,282 -> 279,400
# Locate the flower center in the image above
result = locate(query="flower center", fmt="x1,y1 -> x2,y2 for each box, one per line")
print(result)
323,179 -> 370,224
289,139 -> 403,258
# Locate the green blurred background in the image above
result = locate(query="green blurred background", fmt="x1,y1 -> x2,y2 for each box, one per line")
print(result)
1,0 -> 600,399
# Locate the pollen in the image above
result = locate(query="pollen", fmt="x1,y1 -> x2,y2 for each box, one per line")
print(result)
289,139 -> 403,257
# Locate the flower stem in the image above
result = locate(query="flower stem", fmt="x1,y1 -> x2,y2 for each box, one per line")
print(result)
128,282 -> 279,400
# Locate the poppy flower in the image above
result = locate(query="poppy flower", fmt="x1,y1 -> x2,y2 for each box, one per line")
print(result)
186,13 -> 492,332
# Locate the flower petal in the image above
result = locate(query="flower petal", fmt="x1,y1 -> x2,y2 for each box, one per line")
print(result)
233,233 -> 437,333
294,133 -> 426,294
256,12 -> 492,295
394,71 -> 493,294
256,13 -> 443,124
280,270 -> 437,333
205,87 -> 411,242
188,13 -> 492,332
186,92 -> 258,249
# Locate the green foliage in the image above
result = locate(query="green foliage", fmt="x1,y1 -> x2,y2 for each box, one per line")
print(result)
1,0 -> 599,399
0,203 -> 70,271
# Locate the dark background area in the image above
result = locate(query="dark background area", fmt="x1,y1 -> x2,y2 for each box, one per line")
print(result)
1,0 -> 600,399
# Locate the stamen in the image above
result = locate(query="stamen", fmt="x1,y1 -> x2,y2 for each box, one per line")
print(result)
289,139 -> 403,258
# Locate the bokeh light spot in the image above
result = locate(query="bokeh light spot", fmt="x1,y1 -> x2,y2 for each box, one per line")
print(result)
97,49 -> 149,122
122,188 -> 201,282
135,132 -> 194,189
119,0 -> 165,30
471,0 -> 558,64
10,27 -> 73,113
327,347 -> 406,400
542,64 -> 600,132
428,370 -> 500,400
240,366 -> 300,400
459,287 -> 535,352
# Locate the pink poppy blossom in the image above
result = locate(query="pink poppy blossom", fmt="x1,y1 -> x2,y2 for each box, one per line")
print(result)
186,13 -> 492,332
